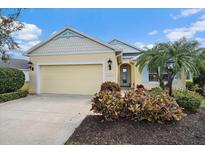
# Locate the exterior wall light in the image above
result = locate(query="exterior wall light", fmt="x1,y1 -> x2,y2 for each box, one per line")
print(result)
28,61 -> 34,71
166,58 -> 175,70
108,59 -> 112,70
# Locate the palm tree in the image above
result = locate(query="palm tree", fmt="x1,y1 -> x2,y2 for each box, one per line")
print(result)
136,38 -> 201,93
136,44 -> 168,89
160,38 -> 201,94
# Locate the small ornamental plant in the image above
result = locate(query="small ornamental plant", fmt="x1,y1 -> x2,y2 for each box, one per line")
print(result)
135,84 -> 147,94
100,81 -> 121,92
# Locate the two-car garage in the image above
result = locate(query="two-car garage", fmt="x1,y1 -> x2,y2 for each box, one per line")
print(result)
38,64 -> 103,95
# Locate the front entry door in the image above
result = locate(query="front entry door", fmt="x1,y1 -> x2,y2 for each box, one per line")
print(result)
120,65 -> 131,87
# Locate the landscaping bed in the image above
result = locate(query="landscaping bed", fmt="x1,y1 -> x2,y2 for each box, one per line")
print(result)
66,107 -> 205,145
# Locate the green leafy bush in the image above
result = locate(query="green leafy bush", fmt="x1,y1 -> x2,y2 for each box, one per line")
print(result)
174,89 -> 203,112
91,90 -> 185,123
150,87 -> 166,95
0,67 -> 25,94
186,81 -> 200,92
100,81 -> 121,92
0,89 -> 28,103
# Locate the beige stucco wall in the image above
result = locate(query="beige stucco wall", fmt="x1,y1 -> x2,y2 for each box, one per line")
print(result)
134,65 -> 142,87
29,52 -> 117,94
120,60 -> 186,90
134,64 -> 186,90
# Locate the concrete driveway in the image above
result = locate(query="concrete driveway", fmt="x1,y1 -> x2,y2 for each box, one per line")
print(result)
0,94 -> 91,145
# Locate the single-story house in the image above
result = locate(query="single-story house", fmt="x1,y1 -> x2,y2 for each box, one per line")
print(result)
0,58 -> 30,82
26,26 -> 186,95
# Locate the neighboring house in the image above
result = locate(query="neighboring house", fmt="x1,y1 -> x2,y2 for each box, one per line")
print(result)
0,58 -> 30,82
26,26 -> 186,95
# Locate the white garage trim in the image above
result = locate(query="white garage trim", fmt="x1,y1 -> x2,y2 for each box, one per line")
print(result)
36,61 -> 106,95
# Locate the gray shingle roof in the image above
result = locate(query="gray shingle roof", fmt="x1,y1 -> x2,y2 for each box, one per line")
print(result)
109,39 -> 141,53
0,59 -> 29,70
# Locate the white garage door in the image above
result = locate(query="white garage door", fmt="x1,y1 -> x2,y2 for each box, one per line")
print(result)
40,64 -> 103,95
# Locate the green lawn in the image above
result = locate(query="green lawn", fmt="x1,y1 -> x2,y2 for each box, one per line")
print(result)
20,82 -> 29,91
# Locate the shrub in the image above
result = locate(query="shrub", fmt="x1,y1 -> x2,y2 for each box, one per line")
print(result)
150,87 -> 166,95
186,81 -> 200,92
91,90 -> 185,123
0,89 -> 28,103
91,91 -> 124,120
0,67 -> 25,94
100,81 -> 121,92
125,91 -> 185,122
174,89 -> 203,112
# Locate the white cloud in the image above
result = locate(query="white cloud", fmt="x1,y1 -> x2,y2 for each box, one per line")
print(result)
200,14 -> 205,20
191,19 -> 205,31
148,30 -> 158,36
52,31 -> 57,35
12,22 -> 42,51
171,9 -> 204,20
163,28 -> 195,41
164,18 -> 205,41
147,44 -> 154,49
195,37 -> 205,47
13,22 -> 42,41
135,42 -> 154,49
18,40 -> 40,51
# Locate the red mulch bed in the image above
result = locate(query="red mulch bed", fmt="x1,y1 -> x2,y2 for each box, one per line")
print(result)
65,108 -> 205,145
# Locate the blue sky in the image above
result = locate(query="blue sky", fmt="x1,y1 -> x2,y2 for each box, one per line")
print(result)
4,8 -> 205,56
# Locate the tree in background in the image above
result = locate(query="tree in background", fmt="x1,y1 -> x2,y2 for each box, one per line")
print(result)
0,9 -> 24,61
193,50 -> 205,95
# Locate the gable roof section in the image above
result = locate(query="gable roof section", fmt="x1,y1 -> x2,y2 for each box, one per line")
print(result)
109,39 -> 141,53
0,59 -> 29,70
26,26 -> 121,56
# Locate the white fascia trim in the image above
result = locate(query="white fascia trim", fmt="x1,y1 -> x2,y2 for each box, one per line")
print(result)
36,61 -> 106,95
29,51 -> 115,57
19,69 -> 29,71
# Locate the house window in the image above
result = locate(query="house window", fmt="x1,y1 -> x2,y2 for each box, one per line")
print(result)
162,73 -> 168,81
149,71 -> 168,82
149,73 -> 158,82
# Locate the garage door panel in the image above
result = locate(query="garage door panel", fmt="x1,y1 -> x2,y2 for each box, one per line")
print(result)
40,64 -> 102,95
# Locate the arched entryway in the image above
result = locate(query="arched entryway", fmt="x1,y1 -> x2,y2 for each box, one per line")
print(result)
120,64 -> 131,87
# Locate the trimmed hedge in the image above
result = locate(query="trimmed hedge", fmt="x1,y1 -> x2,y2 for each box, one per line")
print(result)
0,89 -> 28,103
174,89 -> 203,112
0,67 -> 25,94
